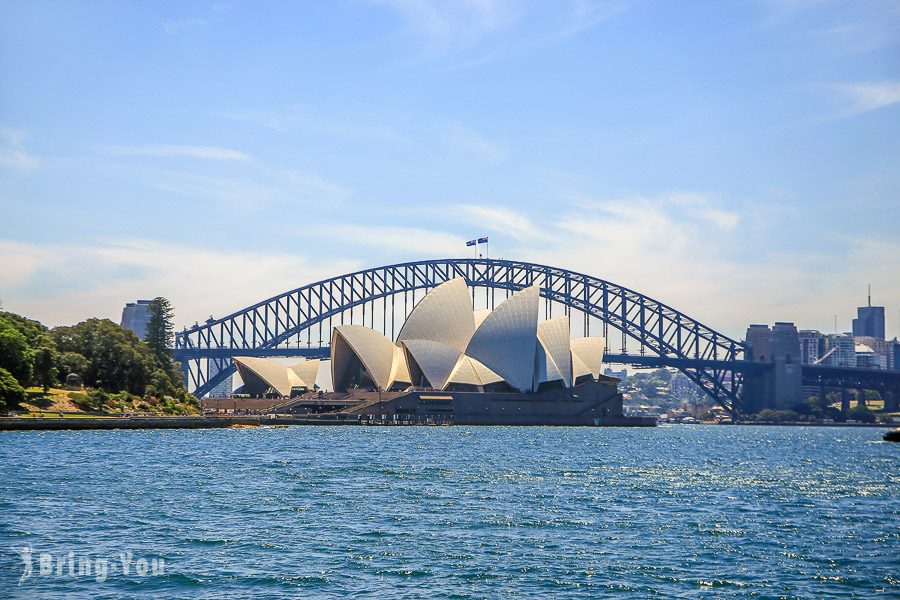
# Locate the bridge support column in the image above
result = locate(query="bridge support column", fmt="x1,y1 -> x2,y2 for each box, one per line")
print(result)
884,388 -> 899,413
857,391 -> 867,409
841,389 -> 851,415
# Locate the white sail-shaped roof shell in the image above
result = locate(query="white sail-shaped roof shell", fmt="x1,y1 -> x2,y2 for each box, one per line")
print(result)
473,309 -> 491,328
446,355 -> 504,388
536,344 -> 562,385
537,316 -> 572,387
571,351 -> 592,379
402,339 -> 462,390
469,357 -> 504,385
390,345 -> 411,387
465,285 -> 540,392
290,359 -> 320,388
396,278 -> 475,353
570,337 -> 606,379
233,356 -> 305,397
332,325 -> 396,391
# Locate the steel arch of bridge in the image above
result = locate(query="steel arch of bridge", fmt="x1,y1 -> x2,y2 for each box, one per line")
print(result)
174,259 -> 746,411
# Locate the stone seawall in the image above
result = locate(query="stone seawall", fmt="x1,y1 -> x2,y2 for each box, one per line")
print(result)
0,416 -> 263,431
0,413 -> 657,430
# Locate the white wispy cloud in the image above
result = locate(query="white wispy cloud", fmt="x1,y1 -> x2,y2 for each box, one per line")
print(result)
107,144 -> 250,160
522,195 -> 897,338
216,107 -> 408,143
0,126 -> 39,171
2,193 -> 898,340
550,0 -> 633,39
163,17 -> 208,35
453,204 -> 547,240
0,238 -> 361,329
0,149 -> 40,170
835,82 -> 900,116
162,3 -> 230,35
440,123 -> 507,162
371,0 -> 630,65
125,165 -> 350,211
759,0 -> 900,56
317,224 -> 467,257
372,0 -> 519,51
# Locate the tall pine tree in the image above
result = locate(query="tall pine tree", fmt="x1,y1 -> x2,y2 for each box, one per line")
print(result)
145,297 -> 174,368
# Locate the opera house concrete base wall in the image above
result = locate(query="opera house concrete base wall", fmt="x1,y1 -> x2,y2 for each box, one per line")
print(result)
341,378 -> 655,426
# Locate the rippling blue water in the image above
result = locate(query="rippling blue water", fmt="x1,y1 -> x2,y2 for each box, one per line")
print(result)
0,425 -> 897,598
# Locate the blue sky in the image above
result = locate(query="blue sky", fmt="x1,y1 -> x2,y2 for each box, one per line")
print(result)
1,0 -> 899,339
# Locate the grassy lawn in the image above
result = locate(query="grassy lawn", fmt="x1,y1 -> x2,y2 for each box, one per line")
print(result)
17,386 -> 199,417
22,387 -> 84,413
829,399 -> 886,411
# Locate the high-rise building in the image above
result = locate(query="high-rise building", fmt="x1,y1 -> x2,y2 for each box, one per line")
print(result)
851,288 -> 885,340
798,330 -> 827,364
825,333 -> 856,367
120,300 -> 152,340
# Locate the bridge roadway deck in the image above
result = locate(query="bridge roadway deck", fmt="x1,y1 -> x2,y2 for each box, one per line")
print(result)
171,347 -> 771,373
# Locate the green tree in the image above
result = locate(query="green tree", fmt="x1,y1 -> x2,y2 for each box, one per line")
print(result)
53,319 -> 157,394
848,405 -> 876,423
1,311 -> 59,388
145,297 -> 174,368
756,409 -> 799,422
641,379 -> 662,398
652,368 -> 672,382
145,367 -> 177,398
0,366 -> 26,411
0,311 -> 53,349
32,346 -> 57,391
56,351 -> 89,381
0,317 -> 33,385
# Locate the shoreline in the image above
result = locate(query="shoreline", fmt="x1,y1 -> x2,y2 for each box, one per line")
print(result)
0,415 -> 891,431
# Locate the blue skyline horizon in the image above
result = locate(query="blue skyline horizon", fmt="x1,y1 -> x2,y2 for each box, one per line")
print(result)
1,1 -> 899,339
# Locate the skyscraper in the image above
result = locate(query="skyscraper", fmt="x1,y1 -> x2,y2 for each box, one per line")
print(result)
851,287 -> 885,340
120,300 -> 153,340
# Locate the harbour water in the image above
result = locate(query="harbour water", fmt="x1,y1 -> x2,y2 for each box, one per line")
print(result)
1,425 -> 897,598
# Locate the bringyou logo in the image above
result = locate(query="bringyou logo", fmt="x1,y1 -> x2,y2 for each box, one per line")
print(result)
14,545 -> 165,586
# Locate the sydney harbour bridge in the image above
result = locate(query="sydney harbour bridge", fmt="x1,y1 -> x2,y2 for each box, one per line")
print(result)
173,258 -> 900,415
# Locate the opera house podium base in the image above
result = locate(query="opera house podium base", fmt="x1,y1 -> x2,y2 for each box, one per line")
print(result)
276,378 -> 656,427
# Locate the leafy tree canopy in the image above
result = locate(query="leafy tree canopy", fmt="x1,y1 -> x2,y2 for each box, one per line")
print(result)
0,317 -> 33,385
848,405 -> 876,423
0,311 -> 57,389
52,318 -> 158,395
0,366 -> 26,411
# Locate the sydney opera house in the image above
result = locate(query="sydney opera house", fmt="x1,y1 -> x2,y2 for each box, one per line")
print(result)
230,278 -> 648,425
